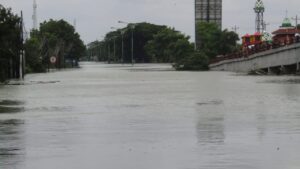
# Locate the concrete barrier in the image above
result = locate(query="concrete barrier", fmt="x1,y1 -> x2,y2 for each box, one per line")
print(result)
209,43 -> 300,74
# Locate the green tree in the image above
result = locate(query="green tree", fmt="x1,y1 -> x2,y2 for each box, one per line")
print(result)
174,51 -> 209,70
25,19 -> 86,71
172,22 -> 239,70
196,22 -> 239,59
88,22 -> 167,64
87,22 -> 239,71
145,27 -> 193,63
196,22 -> 221,58
0,5 -> 22,81
24,36 -> 45,73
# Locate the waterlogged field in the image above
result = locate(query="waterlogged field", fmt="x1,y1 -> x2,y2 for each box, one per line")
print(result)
1,62 -> 300,169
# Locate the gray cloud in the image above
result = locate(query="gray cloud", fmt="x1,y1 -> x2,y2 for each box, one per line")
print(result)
1,0 -> 300,44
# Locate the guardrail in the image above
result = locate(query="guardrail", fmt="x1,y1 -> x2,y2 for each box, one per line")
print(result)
210,39 -> 300,64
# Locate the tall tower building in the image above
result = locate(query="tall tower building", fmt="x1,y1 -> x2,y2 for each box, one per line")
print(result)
195,0 -> 222,49
254,0 -> 265,33
32,0 -> 37,30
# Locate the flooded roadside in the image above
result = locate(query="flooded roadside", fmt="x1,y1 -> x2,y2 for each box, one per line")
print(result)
1,62 -> 300,169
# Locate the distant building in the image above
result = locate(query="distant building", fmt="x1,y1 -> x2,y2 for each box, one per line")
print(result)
32,0 -> 38,30
272,17 -> 300,45
195,0 -> 222,49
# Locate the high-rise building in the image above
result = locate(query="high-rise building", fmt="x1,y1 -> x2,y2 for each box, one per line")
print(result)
195,0 -> 222,49
32,0 -> 37,30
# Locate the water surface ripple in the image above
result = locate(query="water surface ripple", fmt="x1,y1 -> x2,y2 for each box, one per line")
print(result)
0,62 -> 300,169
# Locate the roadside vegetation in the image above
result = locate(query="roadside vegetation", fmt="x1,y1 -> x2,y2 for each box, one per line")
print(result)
87,22 -> 239,70
1,4 -> 240,83
1,4 -> 86,82
0,5 -> 22,82
25,19 -> 86,73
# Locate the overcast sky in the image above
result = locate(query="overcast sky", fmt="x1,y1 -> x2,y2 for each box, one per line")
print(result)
1,0 -> 300,44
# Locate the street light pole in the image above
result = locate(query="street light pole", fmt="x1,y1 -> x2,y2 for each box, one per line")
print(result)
121,30 -> 125,64
99,44 -> 102,61
118,21 -> 136,66
131,25 -> 135,66
111,27 -> 126,63
113,37 -> 116,62
108,41 -> 111,64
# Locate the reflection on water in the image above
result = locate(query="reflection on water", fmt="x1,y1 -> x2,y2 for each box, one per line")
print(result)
0,119 -> 25,167
197,112 -> 225,145
260,78 -> 300,84
255,102 -> 267,140
6,80 -> 60,86
0,100 -> 25,114
196,102 -> 225,145
0,100 -> 24,106
26,106 -> 73,113
197,100 -> 223,106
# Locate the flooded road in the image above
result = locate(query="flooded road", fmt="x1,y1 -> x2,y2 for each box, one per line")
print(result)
1,62 -> 300,169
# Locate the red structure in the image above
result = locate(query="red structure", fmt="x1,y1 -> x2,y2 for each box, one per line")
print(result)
242,32 -> 262,47
272,17 -> 300,45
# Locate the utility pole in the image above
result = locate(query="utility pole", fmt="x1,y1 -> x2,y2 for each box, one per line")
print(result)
20,11 -> 25,79
99,43 -> 102,61
113,37 -> 116,62
231,25 -> 239,33
121,30 -> 125,64
292,15 -> 300,30
263,22 -> 270,32
111,27 -> 125,63
108,42 -> 111,63
131,25 -> 135,66
73,19 -> 77,31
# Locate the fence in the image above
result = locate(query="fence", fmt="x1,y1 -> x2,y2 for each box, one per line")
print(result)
210,38 -> 300,64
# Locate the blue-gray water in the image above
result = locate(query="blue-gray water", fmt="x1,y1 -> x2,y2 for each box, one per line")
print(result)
1,62 -> 300,169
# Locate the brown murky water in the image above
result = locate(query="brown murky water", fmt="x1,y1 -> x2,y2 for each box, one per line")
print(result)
1,62 -> 300,169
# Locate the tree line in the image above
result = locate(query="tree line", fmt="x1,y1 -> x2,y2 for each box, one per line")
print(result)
0,5 -> 23,82
0,5 -> 86,82
87,22 -> 239,70
25,19 -> 86,73
1,4 -> 239,83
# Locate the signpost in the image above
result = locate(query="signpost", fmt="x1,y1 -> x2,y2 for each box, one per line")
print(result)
50,56 -> 57,64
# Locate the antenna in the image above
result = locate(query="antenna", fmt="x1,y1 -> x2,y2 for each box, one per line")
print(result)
254,0 -> 265,33
73,19 -> 77,31
231,25 -> 239,33
32,0 -> 38,30
262,22 -> 270,32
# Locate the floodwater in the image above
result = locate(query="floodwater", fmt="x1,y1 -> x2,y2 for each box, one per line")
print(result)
1,62 -> 300,169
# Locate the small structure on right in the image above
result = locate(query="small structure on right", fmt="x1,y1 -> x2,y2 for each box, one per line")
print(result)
272,17 -> 300,45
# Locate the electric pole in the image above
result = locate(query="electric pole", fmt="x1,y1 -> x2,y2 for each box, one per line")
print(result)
231,25 -> 239,33
292,15 -> 300,30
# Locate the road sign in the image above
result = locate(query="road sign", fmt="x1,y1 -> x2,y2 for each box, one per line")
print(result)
50,56 -> 57,64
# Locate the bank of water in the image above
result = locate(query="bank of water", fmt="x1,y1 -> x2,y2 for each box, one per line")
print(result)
1,62 -> 300,169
